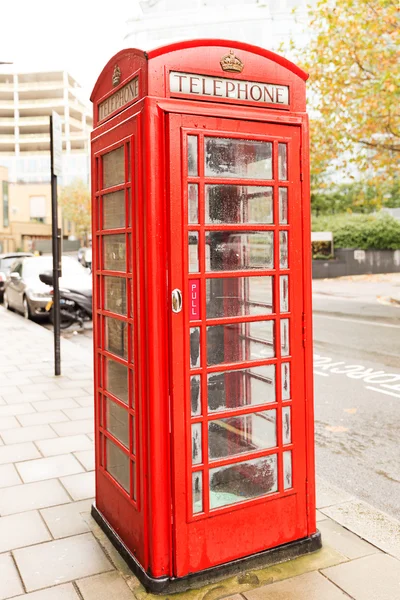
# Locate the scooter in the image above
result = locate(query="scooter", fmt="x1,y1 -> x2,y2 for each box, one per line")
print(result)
39,273 -> 92,330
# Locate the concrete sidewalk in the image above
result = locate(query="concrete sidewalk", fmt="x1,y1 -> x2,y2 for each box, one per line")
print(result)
1,307 -> 400,600
313,272 -> 400,305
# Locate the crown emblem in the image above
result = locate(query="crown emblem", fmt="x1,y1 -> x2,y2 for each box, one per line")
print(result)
112,64 -> 121,87
220,50 -> 244,73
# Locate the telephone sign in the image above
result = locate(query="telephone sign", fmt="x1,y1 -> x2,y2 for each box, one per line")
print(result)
90,39 -> 320,594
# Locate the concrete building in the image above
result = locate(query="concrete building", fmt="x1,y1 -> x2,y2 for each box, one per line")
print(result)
124,0 -> 316,53
0,69 -> 91,252
0,69 -> 92,185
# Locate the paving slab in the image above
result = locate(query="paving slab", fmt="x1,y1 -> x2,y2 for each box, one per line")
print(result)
44,388 -> 88,400
0,463 -> 22,488
1,424 -> 57,444
63,407 -> 93,420
0,552 -> 25,600
75,396 -> 94,407
322,553 -> 400,600
0,479 -> 71,515
322,499 -> 400,559
18,411 -> 69,426
317,519 -> 380,560
14,532 -> 114,592
76,571 -> 135,600
32,399 -> 80,412
10,583 -> 81,600
16,454 -> 85,483
0,415 -> 21,430
316,478 -> 355,509
244,571 -> 350,600
57,379 -> 93,390
0,441 -> 41,465
60,471 -> 95,500
51,419 -> 94,437
0,403 -> 35,416
74,449 -> 95,471
3,393 -> 49,404
40,499 -> 93,538
35,434 -> 93,457
0,510 -> 51,552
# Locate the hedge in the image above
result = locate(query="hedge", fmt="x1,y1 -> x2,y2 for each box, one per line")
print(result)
311,213 -> 400,251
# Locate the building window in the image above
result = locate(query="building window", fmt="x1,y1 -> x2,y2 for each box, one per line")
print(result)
30,196 -> 46,223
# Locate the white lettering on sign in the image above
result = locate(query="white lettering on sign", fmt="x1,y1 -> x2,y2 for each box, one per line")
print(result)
98,77 -> 139,121
169,71 -> 289,106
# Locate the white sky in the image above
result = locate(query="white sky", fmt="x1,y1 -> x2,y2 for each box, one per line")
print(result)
1,0 -> 135,103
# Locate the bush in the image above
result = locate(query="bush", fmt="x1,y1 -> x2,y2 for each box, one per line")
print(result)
312,213 -> 400,250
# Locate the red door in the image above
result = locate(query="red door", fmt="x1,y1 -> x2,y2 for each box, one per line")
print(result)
168,113 -> 307,576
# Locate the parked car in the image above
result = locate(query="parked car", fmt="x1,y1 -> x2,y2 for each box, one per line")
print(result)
0,252 -> 33,302
81,248 -> 92,271
77,247 -> 88,263
3,255 -> 92,320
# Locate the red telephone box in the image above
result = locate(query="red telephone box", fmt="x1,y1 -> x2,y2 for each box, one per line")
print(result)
90,39 -> 320,593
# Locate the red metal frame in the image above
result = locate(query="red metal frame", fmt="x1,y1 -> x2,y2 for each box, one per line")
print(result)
90,39 -> 316,584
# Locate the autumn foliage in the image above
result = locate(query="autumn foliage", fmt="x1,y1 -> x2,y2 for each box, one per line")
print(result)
59,179 -> 91,244
302,0 -> 399,187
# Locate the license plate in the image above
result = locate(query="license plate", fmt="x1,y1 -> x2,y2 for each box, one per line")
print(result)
45,300 -> 53,311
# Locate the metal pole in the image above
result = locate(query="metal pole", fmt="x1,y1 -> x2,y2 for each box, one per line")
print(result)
50,115 -> 61,376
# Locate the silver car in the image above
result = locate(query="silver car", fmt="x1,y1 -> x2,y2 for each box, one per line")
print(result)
4,255 -> 91,320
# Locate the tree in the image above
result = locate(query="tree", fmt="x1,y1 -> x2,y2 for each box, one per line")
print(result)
59,179 -> 91,244
301,0 -> 399,187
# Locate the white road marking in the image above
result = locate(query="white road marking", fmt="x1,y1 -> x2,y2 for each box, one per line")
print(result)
314,314 -> 400,330
314,371 -> 329,377
366,386 -> 400,399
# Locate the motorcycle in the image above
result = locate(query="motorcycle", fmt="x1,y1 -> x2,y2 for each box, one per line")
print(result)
39,272 -> 92,330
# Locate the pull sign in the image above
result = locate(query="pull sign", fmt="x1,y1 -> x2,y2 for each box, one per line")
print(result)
189,279 -> 200,320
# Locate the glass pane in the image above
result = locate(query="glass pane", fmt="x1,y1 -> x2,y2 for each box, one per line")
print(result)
106,398 -> 128,448
284,450 -> 293,489
208,365 -> 276,412
205,137 -> 272,180
206,231 -> 274,271
209,454 -> 278,509
280,275 -> 289,313
281,319 -> 290,356
281,363 -> 291,400
104,234 -> 126,271
103,146 -> 125,188
188,184 -> 199,224
279,231 -> 288,269
190,327 -> 201,368
103,190 -> 125,229
207,320 -> 275,366
209,410 -> 277,460
105,317 -> 128,359
189,232 -> 199,273
188,136 -> 198,176
190,375 -> 201,416
192,423 -> 202,465
105,358 -> 128,404
193,472 -> 203,514
282,406 -> 291,444
106,439 -> 129,492
104,276 -> 126,315
206,276 -> 273,318
278,143 -> 288,181
131,415 -> 136,455
132,462 -> 136,500
279,188 -> 288,224
205,185 -> 273,224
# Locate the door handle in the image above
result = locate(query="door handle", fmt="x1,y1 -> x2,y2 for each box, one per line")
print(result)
172,289 -> 182,313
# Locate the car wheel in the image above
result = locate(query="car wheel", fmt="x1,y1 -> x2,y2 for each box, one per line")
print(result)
3,290 -> 10,310
23,296 -> 31,320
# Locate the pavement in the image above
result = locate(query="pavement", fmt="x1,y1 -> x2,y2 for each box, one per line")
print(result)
1,305 -> 400,599
313,272 -> 400,306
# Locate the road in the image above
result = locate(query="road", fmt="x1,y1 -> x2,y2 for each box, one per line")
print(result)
313,293 -> 400,519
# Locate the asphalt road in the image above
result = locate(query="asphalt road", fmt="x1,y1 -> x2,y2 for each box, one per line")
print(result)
313,295 -> 400,519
